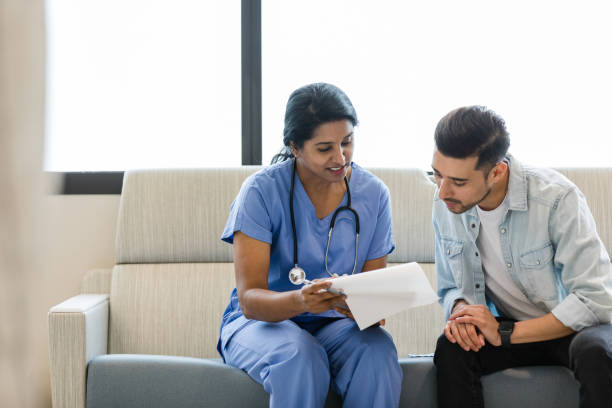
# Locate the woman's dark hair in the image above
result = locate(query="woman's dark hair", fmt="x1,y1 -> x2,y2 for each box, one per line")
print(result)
270,83 -> 358,164
434,106 -> 510,171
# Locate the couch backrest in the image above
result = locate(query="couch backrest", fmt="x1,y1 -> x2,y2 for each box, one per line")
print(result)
555,168 -> 612,252
107,166 -> 612,358
114,167 -> 437,265
109,167 -> 440,358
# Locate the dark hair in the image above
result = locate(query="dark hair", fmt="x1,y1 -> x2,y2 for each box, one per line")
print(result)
434,106 -> 510,170
270,83 -> 358,164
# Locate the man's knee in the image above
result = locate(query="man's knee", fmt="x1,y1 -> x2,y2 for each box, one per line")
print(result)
434,334 -> 462,366
569,324 -> 612,370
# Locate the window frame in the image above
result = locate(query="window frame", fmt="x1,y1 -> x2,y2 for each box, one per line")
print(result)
52,0 -> 262,194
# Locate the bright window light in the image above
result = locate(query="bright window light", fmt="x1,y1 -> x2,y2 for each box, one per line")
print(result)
44,0 -> 240,171
262,0 -> 612,168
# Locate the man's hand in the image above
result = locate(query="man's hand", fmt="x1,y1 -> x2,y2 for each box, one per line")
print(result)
450,304 -> 502,347
444,301 -> 485,351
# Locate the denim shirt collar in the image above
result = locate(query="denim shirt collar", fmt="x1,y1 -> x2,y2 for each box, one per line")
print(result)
458,154 -> 527,240
505,154 -> 528,212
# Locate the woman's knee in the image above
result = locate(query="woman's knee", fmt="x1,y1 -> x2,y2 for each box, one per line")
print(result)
362,327 -> 397,353
273,330 -> 329,368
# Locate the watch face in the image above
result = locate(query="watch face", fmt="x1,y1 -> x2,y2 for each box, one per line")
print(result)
498,321 -> 514,334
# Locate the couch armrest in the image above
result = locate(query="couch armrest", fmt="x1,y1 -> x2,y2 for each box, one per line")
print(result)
48,294 -> 109,408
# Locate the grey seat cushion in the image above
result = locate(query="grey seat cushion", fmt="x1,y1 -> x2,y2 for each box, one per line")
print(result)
87,354 -> 579,408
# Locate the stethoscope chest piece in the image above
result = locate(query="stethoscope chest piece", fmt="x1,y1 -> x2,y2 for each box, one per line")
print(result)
288,266 -> 307,285
288,158 -> 359,286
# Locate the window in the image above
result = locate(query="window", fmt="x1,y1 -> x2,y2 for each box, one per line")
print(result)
45,0 -> 241,171
46,1 -> 612,175
262,0 -> 612,168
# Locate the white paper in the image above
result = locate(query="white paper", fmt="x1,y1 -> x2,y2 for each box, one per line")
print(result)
329,262 -> 439,330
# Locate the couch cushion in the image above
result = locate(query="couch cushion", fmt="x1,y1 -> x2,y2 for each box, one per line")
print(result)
369,168 -> 436,263
116,168 -> 259,264
86,354 -> 579,408
108,262 -> 444,358
108,263 -> 235,358
385,263 -> 445,355
115,167 -> 437,265
86,354 -> 271,408
556,168 -> 612,255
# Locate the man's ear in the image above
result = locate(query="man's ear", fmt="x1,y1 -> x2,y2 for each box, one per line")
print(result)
489,161 -> 508,183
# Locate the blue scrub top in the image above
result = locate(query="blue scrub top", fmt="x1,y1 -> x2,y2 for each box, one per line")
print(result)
219,159 -> 395,334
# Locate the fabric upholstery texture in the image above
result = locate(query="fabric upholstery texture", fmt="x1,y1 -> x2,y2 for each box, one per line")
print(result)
556,168 -> 612,253
85,355 -> 578,408
115,167 -> 438,265
107,262 -> 444,357
109,263 -> 235,358
48,295 -> 109,408
49,166 -> 612,408
115,168 -> 259,264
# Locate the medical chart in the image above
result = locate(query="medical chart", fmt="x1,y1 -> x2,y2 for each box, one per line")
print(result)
329,262 -> 439,330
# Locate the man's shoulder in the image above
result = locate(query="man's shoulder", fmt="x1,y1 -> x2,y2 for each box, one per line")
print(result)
523,165 -> 576,203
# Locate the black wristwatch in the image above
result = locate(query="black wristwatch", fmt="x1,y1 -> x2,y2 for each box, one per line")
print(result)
497,320 -> 515,348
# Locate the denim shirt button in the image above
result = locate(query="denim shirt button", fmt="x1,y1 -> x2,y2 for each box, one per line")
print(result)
475,284 -> 480,289
471,223 -> 476,228
501,228 -> 507,234
507,262 -> 512,268
447,249 -> 451,255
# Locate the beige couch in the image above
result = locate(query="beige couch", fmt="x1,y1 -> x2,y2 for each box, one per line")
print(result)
48,166 -> 612,407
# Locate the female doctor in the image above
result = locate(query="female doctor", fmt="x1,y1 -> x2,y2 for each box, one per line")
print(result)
218,83 -> 402,407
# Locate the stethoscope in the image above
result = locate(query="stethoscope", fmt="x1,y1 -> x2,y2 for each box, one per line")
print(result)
288,158 -> 360,286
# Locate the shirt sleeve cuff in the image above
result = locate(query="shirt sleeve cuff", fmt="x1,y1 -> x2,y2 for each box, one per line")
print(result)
221,221 -> 272,245
551,293 -> 599,332
442,288 -> 464,321
366,243 -> 395,261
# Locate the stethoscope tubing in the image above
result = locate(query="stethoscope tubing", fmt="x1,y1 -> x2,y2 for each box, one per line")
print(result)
290,158 -> 360,278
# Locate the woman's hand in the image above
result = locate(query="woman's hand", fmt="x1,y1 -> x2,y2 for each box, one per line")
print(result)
333,298 -> 354,319
297,280 -> 346,314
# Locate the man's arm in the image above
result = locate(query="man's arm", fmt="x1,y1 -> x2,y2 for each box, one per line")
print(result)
548,187 -> 612,330
451,306 -> 574,346
433,217 -> 484,351
433,219 -> 465,319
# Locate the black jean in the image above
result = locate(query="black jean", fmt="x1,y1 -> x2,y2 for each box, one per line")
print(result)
434,323 -> 612,408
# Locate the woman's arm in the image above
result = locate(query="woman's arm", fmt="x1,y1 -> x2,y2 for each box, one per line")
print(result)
234,231 -> 345,322
362,255 -> 387,272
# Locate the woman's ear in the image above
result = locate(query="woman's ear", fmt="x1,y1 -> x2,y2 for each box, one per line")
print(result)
289,142 -> 298,157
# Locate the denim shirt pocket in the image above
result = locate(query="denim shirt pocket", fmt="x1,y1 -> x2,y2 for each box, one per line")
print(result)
441,237 -> 464,289
519,242 -> 557,300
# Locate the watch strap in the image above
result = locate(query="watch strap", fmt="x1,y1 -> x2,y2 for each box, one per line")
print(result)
498,320 -> 515,348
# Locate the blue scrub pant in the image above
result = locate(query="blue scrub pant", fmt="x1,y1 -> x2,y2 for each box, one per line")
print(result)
221,316 -> 402,408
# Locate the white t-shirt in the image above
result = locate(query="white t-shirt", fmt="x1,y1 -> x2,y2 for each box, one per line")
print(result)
476,198 -> 545,321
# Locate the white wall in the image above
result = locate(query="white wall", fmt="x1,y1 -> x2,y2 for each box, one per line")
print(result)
34,195 -> 119,406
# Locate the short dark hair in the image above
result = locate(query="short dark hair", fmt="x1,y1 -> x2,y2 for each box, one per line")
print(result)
271,83 -> 358,164
434,106 -> 510,170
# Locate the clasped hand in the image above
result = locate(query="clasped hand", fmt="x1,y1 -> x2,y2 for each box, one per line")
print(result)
446,303 -> 501,351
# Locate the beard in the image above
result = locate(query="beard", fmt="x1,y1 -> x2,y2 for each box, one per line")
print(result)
444,186 -> 492,214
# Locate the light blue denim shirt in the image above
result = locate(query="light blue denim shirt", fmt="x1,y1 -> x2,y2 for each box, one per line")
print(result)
433,155 -> 612,331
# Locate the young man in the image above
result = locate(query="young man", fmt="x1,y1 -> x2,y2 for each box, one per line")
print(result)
431,106 -> 612,408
